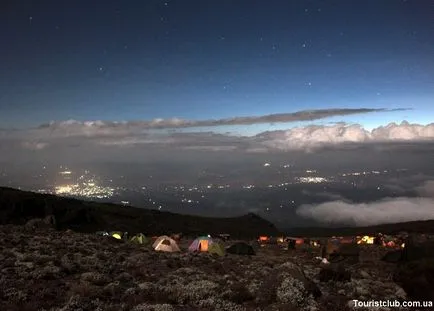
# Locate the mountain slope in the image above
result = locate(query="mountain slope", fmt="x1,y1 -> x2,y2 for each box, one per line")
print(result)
0,187 -> 280,238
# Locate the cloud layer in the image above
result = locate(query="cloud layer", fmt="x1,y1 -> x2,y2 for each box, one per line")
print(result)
10,121 -> 434,155
296,180 -> 434,226
37,108 -> 393,134
0,106 -> 432,156
296,197 -> 434,226
258,121 -> 434,151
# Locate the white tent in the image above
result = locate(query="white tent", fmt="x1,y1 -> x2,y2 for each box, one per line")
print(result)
153,235 -> 180,252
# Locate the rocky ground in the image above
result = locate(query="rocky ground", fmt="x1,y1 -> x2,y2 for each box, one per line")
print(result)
0,225 -> 422,311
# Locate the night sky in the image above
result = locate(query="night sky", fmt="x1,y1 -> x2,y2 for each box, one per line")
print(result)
1,0 -> 433,131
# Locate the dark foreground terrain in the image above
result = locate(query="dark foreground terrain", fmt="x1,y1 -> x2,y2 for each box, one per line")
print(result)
2,225 -> 433,311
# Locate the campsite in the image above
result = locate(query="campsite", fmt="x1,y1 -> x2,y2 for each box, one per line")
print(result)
1,188 -> 434,310
1,220 -> 434,311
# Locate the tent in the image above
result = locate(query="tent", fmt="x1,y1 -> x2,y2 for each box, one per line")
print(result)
96,231 -> 109,236
258,236 -> 269,242
110,231 -> 123,240
226,242 -> 255,255
339,237 -> 354,244
357,235 -> 375,245
153,235 -> 180,252
208,243 -> 225,256
188,236 -> 213,252
130,233 -> 149,245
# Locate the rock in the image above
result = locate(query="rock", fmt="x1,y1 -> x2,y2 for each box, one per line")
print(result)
394,258 -> 434,301
356,286 -> 369,296
401,237 -> 434,262
359,270 -> 371,279
329,244 -> 360,264
103,281 -> 122,297
15,261 -> 34,269
256,261 -> 321,308
319,264 -> 351,282
80,272 -> 110,285
395,287 -> 407,299
115,272 -> 133,282
382,250 -> 402,263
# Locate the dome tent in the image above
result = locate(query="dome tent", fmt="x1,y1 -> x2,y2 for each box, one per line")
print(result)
188,236 -> 213,252
226,242 -> 255,255
153,235 -> 180,252
130,233 -> 150,245
208,242 -> 225,256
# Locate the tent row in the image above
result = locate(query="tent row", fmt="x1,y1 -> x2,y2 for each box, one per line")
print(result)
258,233 -> 407,249
96,231 -> 255,256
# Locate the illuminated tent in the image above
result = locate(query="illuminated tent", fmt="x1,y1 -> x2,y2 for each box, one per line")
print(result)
258,236 -> 269,242
357,235 -> 375,244
110,231 -> 123,240
130,233 -> 150,245
188,236 -> 213,252
153,235 -> 180,252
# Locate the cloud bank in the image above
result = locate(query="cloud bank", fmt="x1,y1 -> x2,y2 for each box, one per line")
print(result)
0,106 -> 432,156
7,121 -> 434,156
296,197 -> 434,226
258,121 -> 434,151
296,180 -> 434,226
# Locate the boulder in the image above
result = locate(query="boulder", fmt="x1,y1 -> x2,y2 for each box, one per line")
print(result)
319,263 -> 351,282
329,244 -> 360,264
394,258 -> 434,301
401,236 -> 434,262
256,261 -> 321,308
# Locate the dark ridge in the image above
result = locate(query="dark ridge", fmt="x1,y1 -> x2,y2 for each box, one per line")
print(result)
0,187 -> 280,238
284,220 -> 434,237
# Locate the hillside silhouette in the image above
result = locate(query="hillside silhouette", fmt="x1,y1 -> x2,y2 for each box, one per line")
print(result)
0,187 -> 280,238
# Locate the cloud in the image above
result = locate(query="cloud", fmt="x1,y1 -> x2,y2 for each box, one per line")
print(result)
416,180 -> 434,198
34,108 -> 395,137
21,142 -> 49,150
258,121 -> 434,151
1,114 -> 433,158
296,197 -> 434,226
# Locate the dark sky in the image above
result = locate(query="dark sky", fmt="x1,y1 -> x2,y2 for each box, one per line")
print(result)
1,0 -> 433,130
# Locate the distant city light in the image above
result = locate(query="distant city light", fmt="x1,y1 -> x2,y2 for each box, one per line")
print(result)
54,169 -> 114,199
296,177 -> 328,184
